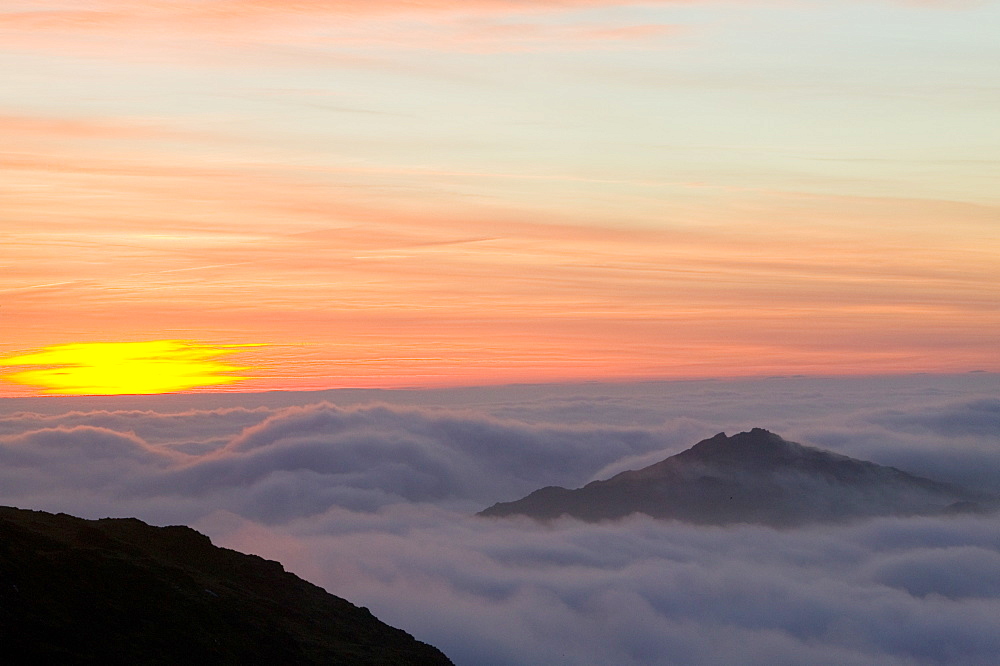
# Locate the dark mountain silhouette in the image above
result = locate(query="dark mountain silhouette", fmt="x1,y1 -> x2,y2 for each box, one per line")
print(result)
479,428 -> 997,527
0,506 -> 452,665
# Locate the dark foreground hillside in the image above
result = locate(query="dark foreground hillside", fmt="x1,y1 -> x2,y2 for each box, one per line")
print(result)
0,506 -> 452,665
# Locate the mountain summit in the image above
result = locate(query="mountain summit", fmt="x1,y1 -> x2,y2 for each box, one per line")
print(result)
479,429 -> 994,527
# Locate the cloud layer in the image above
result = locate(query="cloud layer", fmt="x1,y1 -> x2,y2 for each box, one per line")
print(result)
0,374 -> 998,664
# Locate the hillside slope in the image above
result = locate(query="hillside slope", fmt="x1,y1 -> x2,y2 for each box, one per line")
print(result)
0,506 -> 452,665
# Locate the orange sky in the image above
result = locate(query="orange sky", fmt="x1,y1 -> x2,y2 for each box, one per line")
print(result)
2,1 -> 998,395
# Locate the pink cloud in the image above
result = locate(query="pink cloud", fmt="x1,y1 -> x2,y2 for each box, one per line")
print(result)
0,114 -> 202,142
0,2 -> 685,57
0,0 -> 962,59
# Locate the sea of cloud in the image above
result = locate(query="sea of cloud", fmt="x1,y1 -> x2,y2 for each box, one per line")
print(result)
1,374 -> 998,665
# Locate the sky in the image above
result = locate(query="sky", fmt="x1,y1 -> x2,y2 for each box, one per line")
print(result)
1,374 -> 999,664
2,5 -> 999,663
2,0 -> 999,396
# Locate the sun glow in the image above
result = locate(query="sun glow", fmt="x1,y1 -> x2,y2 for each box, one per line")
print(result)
0,340 -> 263,395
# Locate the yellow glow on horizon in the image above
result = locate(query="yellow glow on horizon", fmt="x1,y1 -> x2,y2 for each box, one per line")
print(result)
0,340 -> 263,395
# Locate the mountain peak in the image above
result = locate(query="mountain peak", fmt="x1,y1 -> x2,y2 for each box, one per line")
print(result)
680,429 -> 807,464
479,430 -> 995,526
701,428 -> 787,446
691,428 -> 785,449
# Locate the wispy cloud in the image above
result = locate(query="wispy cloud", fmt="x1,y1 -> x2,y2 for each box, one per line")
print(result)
4,120 -> 998,391
0,1 -> 684,57
3,0 -> 997,391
